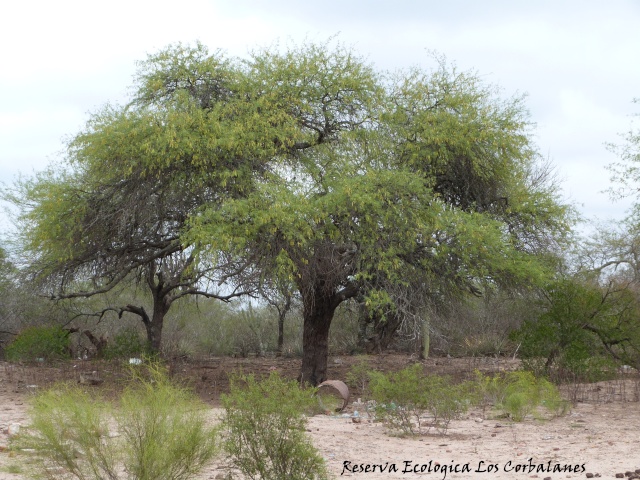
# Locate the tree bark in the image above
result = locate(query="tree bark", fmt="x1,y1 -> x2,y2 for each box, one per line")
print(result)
299,289 -> 339,386
420,316 -> 430,360
147,299 -> 169,352
277,313 -> 285,356
275,293 -> 291,357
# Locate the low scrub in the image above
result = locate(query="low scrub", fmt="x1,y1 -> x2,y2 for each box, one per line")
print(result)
369,364 -> 472,435
101,327 -> 152,359
221,372 -> 328,480
474,370 -> 569,421
368,365 -> 569,436
16,362 -> 218,480
5,325 -> 70,362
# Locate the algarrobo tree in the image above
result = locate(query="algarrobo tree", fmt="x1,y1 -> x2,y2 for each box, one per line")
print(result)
5,43 -> 292,351
187,44 -> 572,384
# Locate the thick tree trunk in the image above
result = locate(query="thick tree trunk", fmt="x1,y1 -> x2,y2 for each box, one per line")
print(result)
300,292 -> 338,386
145,298 -> 170,353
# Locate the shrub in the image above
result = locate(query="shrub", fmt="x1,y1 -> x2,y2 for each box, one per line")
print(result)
472,370 -> 508,418
18,362 -> 218,480
221,372 -> 328,480
102,327 -> 152,359
345,356 -> 374,396
369,364 -> 471,435
512,276 -> 640,380
5,325 -> 70,362
473,370 -> 569,421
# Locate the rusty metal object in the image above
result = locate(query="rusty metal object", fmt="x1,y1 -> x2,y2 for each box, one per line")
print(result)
317,380 -> 350,412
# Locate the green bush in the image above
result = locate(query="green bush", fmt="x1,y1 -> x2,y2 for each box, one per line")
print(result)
5,325 -> 70,362
512,276 -> 640,380
102,327 -> 152,359
501,371 -> 568,421
472,370 -> 508,418
18,362 -> 218,480
369,364 -> 471,435
473,370 -> 568,421
221,372 -> 328,480
345,356 -> 374,396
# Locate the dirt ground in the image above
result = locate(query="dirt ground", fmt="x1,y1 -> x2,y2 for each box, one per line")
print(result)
0,355 -> 638,479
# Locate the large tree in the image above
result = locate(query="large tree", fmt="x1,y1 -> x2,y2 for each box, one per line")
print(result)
187,44 -> 572,384
9,41 -> 571,376
5,42 -> 291,351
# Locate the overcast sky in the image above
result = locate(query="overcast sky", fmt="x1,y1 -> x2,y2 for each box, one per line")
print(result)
1,0 -> 639,233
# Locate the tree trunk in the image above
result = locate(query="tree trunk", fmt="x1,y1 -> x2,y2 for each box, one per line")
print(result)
276,293 -> 291,357
363,311 -> 403,354
277,312 -> 285,356
420,316 -> 430,360
145,297 -> 170,353
299,291 -> 338,386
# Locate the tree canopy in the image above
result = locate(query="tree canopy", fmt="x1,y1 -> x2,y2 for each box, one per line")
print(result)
185,42 -> 572,383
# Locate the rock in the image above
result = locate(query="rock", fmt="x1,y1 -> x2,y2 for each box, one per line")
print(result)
7,423 -> 20,436
79,371 -> 103,385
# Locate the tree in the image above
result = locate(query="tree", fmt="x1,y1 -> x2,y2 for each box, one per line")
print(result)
187,43 -> 572,384
0,246 -> 17,339
5,43 -> 278,351
607,98 -> 640,202
514,274 -> 640,375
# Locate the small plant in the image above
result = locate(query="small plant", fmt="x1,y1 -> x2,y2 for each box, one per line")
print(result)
221,372 -> 328,480
18,362 -> 218,480
472,370 -> 508,418
472,370 -> 569,421
345,356 -> 373,396
5,325 -> 70,362
102,327 -> 152,359
369,364 -> 471,435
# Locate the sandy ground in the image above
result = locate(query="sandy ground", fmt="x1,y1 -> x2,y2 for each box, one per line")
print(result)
0,359 -> 638,479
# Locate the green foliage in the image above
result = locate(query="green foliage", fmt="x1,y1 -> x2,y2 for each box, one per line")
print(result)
116,363 -> 219,480
5,325 -> 70,362
7,38 -> 573,382
19,362 -> 218,480
368,364 -> 471,435
472,370 -> 509,417
500,371 -> 568,421
102,327 -> 152,359
473,371 -> 568,421
20,384 -> 115,479
513,276 -> 640,379
345,356 -> 374,395
221,373 -> 328,480
366,366 -> 567,436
